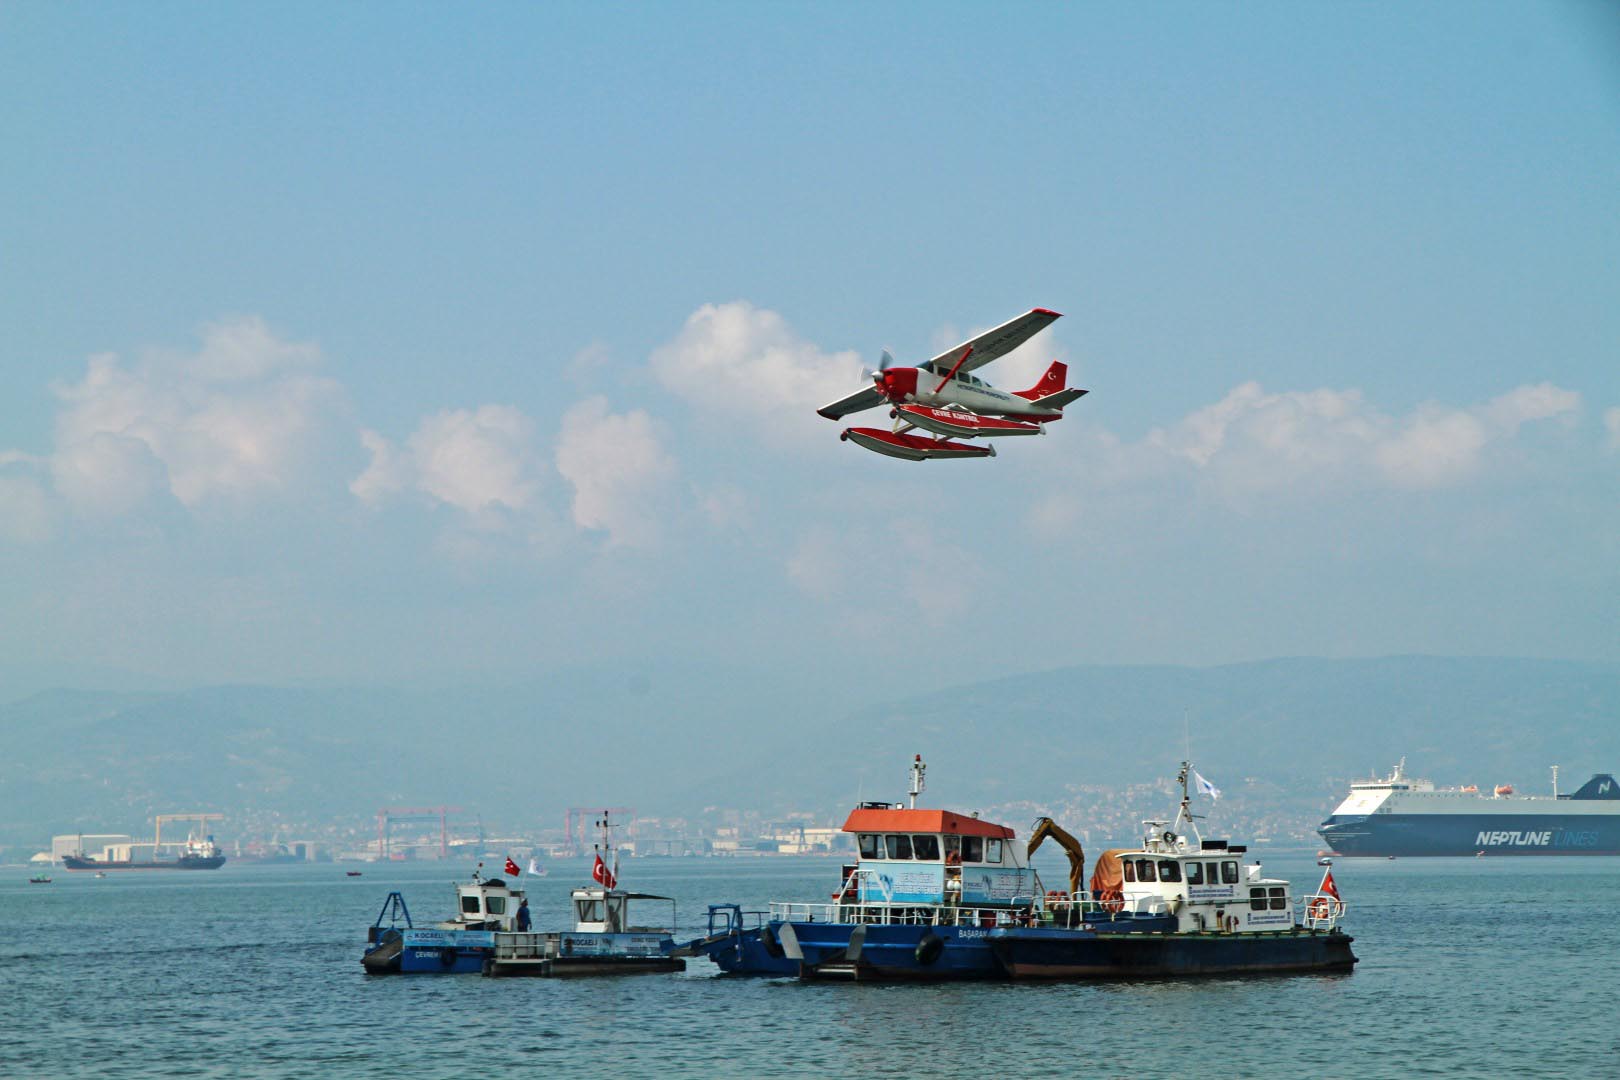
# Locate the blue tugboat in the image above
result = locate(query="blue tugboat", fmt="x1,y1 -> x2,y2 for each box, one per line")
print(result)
682,757 -> 1357,980
683,755 -> 1050,979
362,813 -> 683,977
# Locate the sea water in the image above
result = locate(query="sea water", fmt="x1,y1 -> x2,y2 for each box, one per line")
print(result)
3,854 -> 1617,1078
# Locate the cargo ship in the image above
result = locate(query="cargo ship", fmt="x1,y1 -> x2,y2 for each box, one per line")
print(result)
60,813 -> 227,871
1318,761 -> 1620,857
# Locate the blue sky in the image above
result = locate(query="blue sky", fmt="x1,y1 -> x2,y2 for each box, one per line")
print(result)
1,3 -> 1616,699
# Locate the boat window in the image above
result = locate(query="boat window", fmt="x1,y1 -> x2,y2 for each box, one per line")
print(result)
1157,861 -> 1181,883
486,896 -> 506,915
885,834 -> 913,860
985,839 -> 1004,864
576,899 -> 605,923
1250,887 -> 1267,911
1206,862 -> 1220,883
461,895 -> 481,914
944,835 -> 961,862
858,834 -> 881,859
1269,887 -> 1287,911
1135,859 -> 1157,883
1186,862 -> 1204,885
961,836 -> 983,862
1123,860 -> 1136,882
1221,861 -> 1239,884
912,835 -> 941,861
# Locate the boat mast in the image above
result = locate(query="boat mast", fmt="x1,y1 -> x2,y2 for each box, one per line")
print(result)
908,754 -> 926,809
1552,764 -> 1560,799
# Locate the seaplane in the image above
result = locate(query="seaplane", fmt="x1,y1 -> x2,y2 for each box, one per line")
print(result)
818,307 -> 1086,461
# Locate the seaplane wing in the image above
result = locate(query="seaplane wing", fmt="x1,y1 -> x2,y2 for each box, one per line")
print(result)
924,308 -> 1061,377
817,384 -> 885,421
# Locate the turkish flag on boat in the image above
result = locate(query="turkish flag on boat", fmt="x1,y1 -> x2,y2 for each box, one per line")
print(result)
592,853 -> 616,889
504,856 -> 521,877
1319,868 -> 1340,899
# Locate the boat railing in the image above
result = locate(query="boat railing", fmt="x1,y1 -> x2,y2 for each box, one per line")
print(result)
769,901 -> 1032,928
1299,892 -> 1347,930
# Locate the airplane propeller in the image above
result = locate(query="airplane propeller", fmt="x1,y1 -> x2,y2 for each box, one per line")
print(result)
861,349 -> 898,385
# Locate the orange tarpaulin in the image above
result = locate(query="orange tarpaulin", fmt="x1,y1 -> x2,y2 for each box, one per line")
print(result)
1090,848 -> 1129,912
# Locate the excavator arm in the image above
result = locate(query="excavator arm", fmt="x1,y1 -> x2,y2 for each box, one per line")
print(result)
1028,816 -> 1086,898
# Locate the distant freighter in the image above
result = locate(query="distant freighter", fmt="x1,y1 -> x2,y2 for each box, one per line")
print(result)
59,813 -> 227,871
1318,761 -> 1620,857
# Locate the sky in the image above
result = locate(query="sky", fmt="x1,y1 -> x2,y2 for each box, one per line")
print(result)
1,2 -> 1616,701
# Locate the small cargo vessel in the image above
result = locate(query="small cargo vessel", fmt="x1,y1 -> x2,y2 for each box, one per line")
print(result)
362,816 -> 683,978
682,757 -> 1356,980
61,815 -> 227,871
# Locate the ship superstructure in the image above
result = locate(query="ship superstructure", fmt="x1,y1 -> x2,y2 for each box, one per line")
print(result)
1318,761 -> 1620,856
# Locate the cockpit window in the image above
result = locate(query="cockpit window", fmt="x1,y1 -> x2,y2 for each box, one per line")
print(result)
1221,861 -> 1239,884
1157,861 -> 1182,883
985,839 -> 1003,864
912,835 -> 940,860
461,896 -> 481,914
486,896 -> 506,915
858,834 -> 880,859
961,836 -> 983,862
1135,859 -> 1157,883
1186,862 -> 1205,885
885,834 -> 913,860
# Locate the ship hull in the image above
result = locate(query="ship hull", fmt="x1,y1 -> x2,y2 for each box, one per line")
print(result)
1318,813 -> 1620,857
990,927 -> 1357,978
61,854 -> 227,871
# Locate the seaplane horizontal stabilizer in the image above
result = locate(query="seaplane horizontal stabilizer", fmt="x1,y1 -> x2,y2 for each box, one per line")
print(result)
841,428 -> 995,461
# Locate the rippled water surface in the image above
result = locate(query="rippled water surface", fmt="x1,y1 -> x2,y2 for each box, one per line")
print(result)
4,855 -> 1618,1078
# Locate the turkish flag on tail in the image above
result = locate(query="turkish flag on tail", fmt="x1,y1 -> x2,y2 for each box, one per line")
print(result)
504,856 -> 521,877
592,853 -> 616,889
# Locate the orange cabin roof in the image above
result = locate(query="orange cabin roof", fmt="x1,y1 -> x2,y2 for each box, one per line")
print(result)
841,807 -> 1015,840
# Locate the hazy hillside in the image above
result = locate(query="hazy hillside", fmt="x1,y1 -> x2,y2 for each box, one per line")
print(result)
2,656 -> 1616,849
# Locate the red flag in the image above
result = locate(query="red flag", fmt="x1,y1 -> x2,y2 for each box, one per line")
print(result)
592,853 -> 616,889
504,856 -> 521,877
1319,868 -> 1340,900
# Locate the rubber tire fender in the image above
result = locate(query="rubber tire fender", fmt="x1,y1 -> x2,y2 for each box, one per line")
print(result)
915,932 -> 944,967
439,947 -> 459,969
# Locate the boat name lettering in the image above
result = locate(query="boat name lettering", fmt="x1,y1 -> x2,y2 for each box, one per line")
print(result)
1475,831 -> 1553,847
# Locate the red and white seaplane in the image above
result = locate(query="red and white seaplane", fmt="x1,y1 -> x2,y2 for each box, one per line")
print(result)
818,308 -> 1086,461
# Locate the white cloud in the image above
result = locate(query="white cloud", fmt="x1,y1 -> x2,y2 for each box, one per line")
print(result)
354,405 -> 540,516
554,397 -> 676,548
1602,406 -> 1620,452
46,319 -> 342,513
648,302 -> 865,442
1140,380 -> 1582,493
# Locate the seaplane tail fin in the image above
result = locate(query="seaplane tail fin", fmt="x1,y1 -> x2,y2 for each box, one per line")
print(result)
1013,361 -> 1069,401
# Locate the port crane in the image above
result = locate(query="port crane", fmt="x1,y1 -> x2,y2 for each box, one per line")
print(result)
154,813 -> 224,850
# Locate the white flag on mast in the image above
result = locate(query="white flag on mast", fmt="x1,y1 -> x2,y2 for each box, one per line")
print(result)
1194,769 -> 1221,801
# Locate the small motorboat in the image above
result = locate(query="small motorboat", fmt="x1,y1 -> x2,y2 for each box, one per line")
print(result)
347,871 -> 363,877
29,876 -> 52,884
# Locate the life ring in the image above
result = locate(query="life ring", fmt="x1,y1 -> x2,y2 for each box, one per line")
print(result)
439,947 -> 459,968
1308,897 -> 1343,921
1045,890 -> 1068,903
945,851 -> 961,867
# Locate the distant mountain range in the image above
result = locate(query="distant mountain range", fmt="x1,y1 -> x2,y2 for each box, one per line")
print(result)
2,656 -> 1616,850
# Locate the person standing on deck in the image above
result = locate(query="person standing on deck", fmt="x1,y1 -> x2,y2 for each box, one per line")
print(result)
516,898 -> 531,932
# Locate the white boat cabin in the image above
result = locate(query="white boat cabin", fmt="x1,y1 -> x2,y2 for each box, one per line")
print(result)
843,804 -> 1035,908
438,876 -> 527,932
1095,833 -> 1295,933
